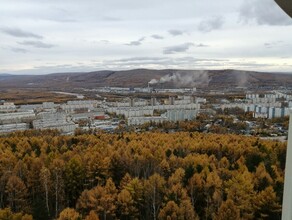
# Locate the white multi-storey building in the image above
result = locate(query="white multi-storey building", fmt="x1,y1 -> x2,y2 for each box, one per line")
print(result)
0,111 -> 36,124
166,109 -> 198,122
0,123 -> 29,133
128,116 -> 167,126
0,102 -> 16,112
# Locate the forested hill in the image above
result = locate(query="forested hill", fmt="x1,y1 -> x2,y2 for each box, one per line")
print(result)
0,130 -> 285,219
0,69 -> 292,89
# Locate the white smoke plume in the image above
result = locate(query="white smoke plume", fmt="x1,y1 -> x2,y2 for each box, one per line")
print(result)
235,71 -> 249,87
149,79 -> 159,84
148,71 -> 211,87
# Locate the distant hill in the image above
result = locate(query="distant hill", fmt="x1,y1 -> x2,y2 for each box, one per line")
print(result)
0,73 -> 14,82
0,69 -> 291,90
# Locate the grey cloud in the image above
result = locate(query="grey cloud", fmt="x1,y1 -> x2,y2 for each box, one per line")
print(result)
108,57 -> 170,65
11,48 -> 29,53
163,42 -> 194,54
168,29 -> 185,36
46,17 -> 77,23
239,0 -> 292,26
264,41 -> 283,48
115,57 -> 166,62
151,34 -> 164,40
112,56 -> 227,64
102,56 -> 230,69
126,41 -> 142,46
10,64 -> 97,75
264,43 -> 272,48
198,16 -> 224,32
18,41 -> 56,49
196,43 -> 209,47
44,7 -> 77,23
227,61 -> 280,69
102,16 -> 121,21
1,27 -> 43,39
100,40 -> 110,44
125,37 -> 145,46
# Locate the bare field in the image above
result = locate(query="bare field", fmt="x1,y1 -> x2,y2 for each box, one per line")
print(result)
0,89 -> 78,104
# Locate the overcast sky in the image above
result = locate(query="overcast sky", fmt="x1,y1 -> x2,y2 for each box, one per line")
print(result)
1,0 -> 292,74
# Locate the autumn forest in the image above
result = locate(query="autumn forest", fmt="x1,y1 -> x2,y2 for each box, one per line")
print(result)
0,130 -> 287,220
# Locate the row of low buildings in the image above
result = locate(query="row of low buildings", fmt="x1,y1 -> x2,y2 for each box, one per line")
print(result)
221,92 -> 292,119
117,96 -> 201,126
0,102 -> 16,113
85,87 -> 197,94
0,123 -> 29,133
0,100 -> 106,134
127,109 -> 199,126
0,95 -> 203,133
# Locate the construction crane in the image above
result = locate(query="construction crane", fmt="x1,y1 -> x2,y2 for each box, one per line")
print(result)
275,0 -> 292,18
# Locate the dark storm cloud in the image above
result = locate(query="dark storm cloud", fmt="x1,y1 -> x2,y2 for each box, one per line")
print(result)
1,27 -> 43,39
198,16 -> 224,33
18,40 -> 56,49
168,29 -> 185,36
163,43 -> 194,54
239,0 -> 292,26
151,34 -> 164,40
125,37 -> 145,46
